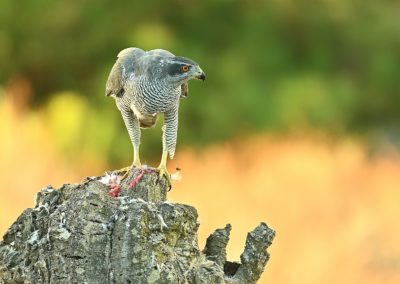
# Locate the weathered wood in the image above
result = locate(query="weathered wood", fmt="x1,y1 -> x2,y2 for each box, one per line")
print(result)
0,169 -> 275,283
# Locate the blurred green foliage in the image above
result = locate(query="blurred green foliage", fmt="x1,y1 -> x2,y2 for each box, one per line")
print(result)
1,0 -> 399,164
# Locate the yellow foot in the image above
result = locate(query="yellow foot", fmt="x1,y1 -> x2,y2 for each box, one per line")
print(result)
117,161 -> 141,181
157,165 -> 172,189
115,166 -> 131,174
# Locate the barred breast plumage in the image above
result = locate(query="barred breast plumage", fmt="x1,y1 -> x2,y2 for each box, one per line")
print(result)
116,74 -> 180,129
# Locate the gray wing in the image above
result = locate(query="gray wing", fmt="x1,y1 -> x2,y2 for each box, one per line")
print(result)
105,47 -> 145,97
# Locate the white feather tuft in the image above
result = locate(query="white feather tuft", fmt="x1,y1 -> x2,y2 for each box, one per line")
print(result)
100,172 -> 121,187
171,171 -> 182,182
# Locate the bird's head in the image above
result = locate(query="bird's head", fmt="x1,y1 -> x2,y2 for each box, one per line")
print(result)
160,56 -> 205,86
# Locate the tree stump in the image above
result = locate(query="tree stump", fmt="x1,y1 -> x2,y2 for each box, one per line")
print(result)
0,168 -> 275,283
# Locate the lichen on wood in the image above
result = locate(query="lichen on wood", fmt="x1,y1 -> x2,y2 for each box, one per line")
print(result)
0,168 -> 275,283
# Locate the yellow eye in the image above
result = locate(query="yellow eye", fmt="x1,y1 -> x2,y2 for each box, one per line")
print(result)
181,65 -> 189,72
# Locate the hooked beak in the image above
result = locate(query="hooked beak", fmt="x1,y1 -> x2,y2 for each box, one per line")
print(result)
196,72 -> 206,81
195,67 -> 206,81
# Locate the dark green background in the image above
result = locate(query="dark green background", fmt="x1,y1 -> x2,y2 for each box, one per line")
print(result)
1,0 -> 399,164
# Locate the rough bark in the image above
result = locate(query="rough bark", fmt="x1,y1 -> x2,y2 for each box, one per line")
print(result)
0,167 -> 275,283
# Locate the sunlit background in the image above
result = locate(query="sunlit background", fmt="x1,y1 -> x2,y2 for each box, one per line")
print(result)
1,1 -> 400,283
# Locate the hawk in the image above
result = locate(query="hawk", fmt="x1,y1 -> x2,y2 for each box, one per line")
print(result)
106,47 -> 205,185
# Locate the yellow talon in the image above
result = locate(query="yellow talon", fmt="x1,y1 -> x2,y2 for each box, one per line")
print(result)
157,150 -> 171,187
158,165 -> 171,184
119,145 -> 142,180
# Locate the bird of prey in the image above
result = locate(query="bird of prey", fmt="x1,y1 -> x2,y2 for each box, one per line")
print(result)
106,47 -> 205,185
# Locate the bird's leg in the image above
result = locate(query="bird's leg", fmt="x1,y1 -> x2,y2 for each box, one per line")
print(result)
132,145 -> 141,167
119,145 -> 141,180
157,150 -> 171,186
117,107 -> 142,180
157,108 -> 178,188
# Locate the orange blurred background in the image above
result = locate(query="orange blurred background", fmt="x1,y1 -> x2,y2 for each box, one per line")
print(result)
1,94 -> 400,284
